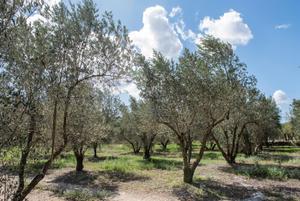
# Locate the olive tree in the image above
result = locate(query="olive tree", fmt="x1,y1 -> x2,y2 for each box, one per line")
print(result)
133,99 -> 159,160
68,83 -> 110,171
91,89 -> 122,158
136,37 -> 246,183
120,97 -> 159,159
282,122 -> 295,142
1,0 -> 133,199
156,125 -> 173,152
119,103 -> 142,154
211,89 -> 259,164
253,97 -> 281,152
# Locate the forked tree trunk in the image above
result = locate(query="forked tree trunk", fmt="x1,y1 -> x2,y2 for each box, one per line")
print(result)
130,141 -> 141,154
160,139 -> 169,151
178,131 -> 198,184
133,145 -> 141,154
207,142 -> 216,151
178,124 -> 220,184
161,143 -> 167,151
124,138 -> 141,154
141,133 -> 156,160
211,123 -> 250,165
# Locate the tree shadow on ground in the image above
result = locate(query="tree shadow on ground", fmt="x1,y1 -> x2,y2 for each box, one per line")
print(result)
51,170 -> 117,191
43,170 -> 119,201
119,151 -> 143,156
219,163 -> 300,180
263,146 -> 300,153
173,179 -> 254,201
87,155 -> 119,162
46,169 -> 151,200
52,169 -> 149,185
256,152 -> 298,162
152,150 -> 222,161
97,170 -> 150,182
173,178 -> 300,201
139,158 -> 182,170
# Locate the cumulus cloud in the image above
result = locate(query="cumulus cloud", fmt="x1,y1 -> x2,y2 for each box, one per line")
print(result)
275,24 -> 291,29
168,6 -> 200,43
272,90 -> 291,122
199,9 -> 253,48
174,19 -> 199,42
169,6 -> 182,18
129,5 -> 182,59
272,90 -> 288,106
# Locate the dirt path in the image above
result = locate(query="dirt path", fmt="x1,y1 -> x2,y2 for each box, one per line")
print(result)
28,188 -> 179,201
26,164 -> 300,201
110,191 -> 179,201
26,168 -> 179,201
28,190 -> 65,201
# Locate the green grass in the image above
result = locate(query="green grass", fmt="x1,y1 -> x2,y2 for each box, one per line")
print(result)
2,144 -> 300,178
86,155 -> 182,173
2,144 -> 300,201
233,162 -> 300,180
263,146 -> 300,153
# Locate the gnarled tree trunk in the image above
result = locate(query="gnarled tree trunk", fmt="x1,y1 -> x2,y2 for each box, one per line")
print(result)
74,147 -> 85,172
141,132 -> 156,160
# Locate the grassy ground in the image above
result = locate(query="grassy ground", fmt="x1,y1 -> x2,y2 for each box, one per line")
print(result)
2,144 -> 300,201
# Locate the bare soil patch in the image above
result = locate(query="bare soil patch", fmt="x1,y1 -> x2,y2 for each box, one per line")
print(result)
26,163 -> 300,201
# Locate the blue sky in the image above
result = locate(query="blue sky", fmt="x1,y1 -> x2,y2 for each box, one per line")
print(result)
47,0 -> 300,121
93,0 -> 300,121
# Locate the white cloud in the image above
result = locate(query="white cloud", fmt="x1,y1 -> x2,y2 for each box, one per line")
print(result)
170,7 -> 202,44
112,82 -> 140,99
275,24 -> 291,29
199,9 -> 253,48
272,90 -> 288,106
272,90 -> 291,122
129,5 -> 182,59
174,19 -> 198,41
169,6 -> 182,18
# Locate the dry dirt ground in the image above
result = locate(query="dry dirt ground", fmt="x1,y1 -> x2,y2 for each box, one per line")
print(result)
25,163 -> 300,201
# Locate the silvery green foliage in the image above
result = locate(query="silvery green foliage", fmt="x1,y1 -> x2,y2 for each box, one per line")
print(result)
119,101 -> 142,153
135,36 -> 259,182
1,0 -> 134,199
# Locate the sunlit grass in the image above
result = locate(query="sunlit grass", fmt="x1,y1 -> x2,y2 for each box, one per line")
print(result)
232,162 -> 300,180
2,144 -> 299,178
